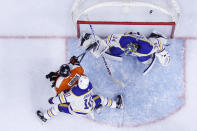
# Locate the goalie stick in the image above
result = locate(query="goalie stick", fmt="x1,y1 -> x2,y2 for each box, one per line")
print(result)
143,53 -> 156,75
77,42 -> 97,63
85,15 -> 125,87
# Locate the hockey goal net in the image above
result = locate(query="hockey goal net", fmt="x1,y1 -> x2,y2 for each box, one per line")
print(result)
72,0 -> 180,38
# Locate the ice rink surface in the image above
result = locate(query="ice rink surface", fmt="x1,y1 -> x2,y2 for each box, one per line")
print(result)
0,0 -> 197,131
67,39 -> 184,127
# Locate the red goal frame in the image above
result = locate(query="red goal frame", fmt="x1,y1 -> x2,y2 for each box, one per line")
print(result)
77,20 -> 176,38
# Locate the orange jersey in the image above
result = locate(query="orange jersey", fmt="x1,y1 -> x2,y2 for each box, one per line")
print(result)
55,65 -> 84,95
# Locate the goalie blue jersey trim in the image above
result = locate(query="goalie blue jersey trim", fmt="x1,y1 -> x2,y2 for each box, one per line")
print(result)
119,36 -> 153,55
71,82 -> 93,96
136,40 -> 153,54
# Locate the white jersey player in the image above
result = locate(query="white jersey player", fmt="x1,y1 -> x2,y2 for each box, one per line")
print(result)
79,31 -> 170,66
37,75 -> 123,122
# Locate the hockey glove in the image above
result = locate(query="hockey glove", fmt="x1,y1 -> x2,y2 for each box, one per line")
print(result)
70,56 -> 79,65
46,72 -> 56,79
155,49 -> 170,66
46,72 -> 58,81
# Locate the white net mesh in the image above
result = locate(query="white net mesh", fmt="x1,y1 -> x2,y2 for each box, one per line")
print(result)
72,0 -> 180,23
72,0 -> 180,38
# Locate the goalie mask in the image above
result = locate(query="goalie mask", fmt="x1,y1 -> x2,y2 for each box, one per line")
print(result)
59,64 -> 70,77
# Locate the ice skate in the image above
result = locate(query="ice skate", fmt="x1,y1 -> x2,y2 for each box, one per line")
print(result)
36,110 -> 47,122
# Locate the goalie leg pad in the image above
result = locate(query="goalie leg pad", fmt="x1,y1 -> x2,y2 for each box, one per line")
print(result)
148,37 -> 168,53
91,38 -> 109,58
79,33 -> 97,50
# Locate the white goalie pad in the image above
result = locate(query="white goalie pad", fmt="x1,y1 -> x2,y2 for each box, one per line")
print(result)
148,37 -> 168,53
155,49 -> 170,66
79,33 -> 109,58
78,33 -> 95,49
91,38 -> 109,58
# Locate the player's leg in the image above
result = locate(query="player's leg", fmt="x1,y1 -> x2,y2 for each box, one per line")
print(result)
92,95 -> 123,113
37,103 -> 71,122
37,105 -> 60,122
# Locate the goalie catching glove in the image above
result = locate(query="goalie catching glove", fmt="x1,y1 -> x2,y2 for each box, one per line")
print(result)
79,33 -> 109,58
155,49 -> 170,66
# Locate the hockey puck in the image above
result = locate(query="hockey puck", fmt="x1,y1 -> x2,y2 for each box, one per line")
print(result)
149,10 -> 153,14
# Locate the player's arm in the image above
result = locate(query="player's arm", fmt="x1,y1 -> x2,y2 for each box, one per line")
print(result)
46,71 -> 59,87
55,57 -> 84,94
48,91 -> 74,104
68,56 -> 84,86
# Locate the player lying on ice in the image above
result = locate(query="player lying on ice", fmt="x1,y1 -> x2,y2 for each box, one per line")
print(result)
79,31 -> 170,67
45,56 -> 85,95
37,75 -> 123,122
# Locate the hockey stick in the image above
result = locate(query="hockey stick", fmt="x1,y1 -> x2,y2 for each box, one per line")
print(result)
85,15 -> 125,87
47,44 -> 96,89
143,53 -> 156,75
77,42 -> 97,63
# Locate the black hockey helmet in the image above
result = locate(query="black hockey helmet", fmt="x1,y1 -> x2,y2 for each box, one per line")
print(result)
59,64 -> 70,77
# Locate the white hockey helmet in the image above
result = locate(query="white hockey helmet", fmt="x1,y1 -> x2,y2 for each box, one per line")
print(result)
78,75 -> 90,90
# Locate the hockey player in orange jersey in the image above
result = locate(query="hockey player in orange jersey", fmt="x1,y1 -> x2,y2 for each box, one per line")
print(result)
46,56 -> 85,95
37,75 -> 123,123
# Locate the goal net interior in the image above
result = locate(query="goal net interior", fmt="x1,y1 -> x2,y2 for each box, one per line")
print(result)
72,0 -> 180,38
